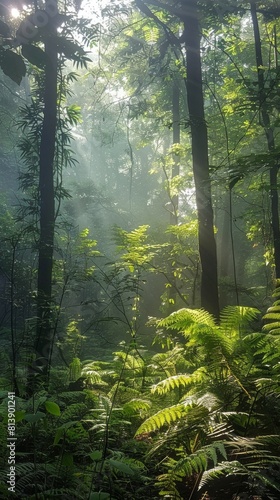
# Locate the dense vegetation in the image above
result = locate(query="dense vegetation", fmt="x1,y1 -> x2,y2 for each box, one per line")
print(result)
1,0 -> 280,498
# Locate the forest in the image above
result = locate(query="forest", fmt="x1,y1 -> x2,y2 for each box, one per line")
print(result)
1,0 -> 280,498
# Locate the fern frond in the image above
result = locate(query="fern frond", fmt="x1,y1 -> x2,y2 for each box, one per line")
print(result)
263,313 -> 280,321
249,472 -> 280,494
122,398 -> 151,416
265,304 -> 280,313
149,346 -> 186,376
151,369 -> 207,395
135,403 -> 185,435
81,366 -> 103,384
157,308 -> 216,332
171,441 -> 227,476
156,469 -> 184,500
198,460 -> 247,489
156,443 -> 228,498
220,306 -> 260,336
113,351 -> 144,371
191,324 -> 233,358
262,321 -> 280,333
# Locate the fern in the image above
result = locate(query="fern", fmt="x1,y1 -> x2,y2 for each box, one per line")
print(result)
157,308 -> 216,332
135,403 -> 185,435
156,469 -> 184,500
156,443 -> 227,498
122,398 -> 151,416
220,305 -> 260,336
149,346 -> 186,377
113,351 -> 145,372
190,324 -> 233,358
81,363 -> 104,385
198,460 -> 247,489
263,283 -> 280,336
174,441 -> 227,474
151,369 -> 207,395
69,357 -> 82,381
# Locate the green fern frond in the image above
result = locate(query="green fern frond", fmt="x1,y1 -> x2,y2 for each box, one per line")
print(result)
191,324 -> 233,358
250,472 -> 280,494
266,305 -> 280,313
151,369 -> 207,395
263,287 -> 280,335
135,403 -> 185,435
156,469 -> 184,500
142,23 -> 160,44
220,306 -> 260,336
69,357 -> 82,381
243,331 -> 269,349
122,398 -> 151,416
198,460 -> 247,489
262,321 -> 280,333
149,346 -> 186,376
171,441 -> 227,476
113,351 -> 144,371
81,365 -> 103,385
157,443 -> 228,497
263,313 -> 280,321
60,403 -> 88,423
254,377 -> 275,390
157,308 -> 216,332
272,281 -> 280,298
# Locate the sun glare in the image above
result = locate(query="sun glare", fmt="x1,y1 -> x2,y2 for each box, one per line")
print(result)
11,8 -> 20,18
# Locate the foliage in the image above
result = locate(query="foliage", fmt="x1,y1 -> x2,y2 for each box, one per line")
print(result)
1,1 -> 280,499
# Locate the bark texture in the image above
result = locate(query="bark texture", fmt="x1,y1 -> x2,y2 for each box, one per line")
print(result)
183,0 -> 219,317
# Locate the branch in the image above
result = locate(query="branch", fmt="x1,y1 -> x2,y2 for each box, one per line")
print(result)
134,0 -> 181,47
135,0 -> 193,19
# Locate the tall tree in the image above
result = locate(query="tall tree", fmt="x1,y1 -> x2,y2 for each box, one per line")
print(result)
250,1 -> 280,278
33,3 -> 58,385
135,0 -> 220,317
182,0 -> 219,317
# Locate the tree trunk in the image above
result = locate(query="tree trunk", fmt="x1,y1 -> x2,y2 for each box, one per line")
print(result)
167,77 -> 180,310
251,1 -> 280,278
183,0 -> 220,318
171,76 -> 180,226
30,7 -> 58,390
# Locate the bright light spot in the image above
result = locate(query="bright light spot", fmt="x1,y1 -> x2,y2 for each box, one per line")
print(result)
11,8 -> 20,18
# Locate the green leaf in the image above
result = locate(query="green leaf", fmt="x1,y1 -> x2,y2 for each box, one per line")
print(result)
45,401 -> 61,416
22,44 -> 47,69
135,404 -> 185,435
53,422 -> 77,445
107,459 -> 135,476
15,410 -> 26,422
61,452 -> 74,467
24,411 -> 46,423
89,451 -> 103,461
0,49 -> 26,85
55,36 -> 85,59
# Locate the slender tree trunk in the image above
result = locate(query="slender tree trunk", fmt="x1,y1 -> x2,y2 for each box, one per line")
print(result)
219,193 -> 231,309
251,1 -> 280,277
171,77 -> 180,226
167,77 -> 180,310
183,0 -> 219,318
30,6 -> 58,390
